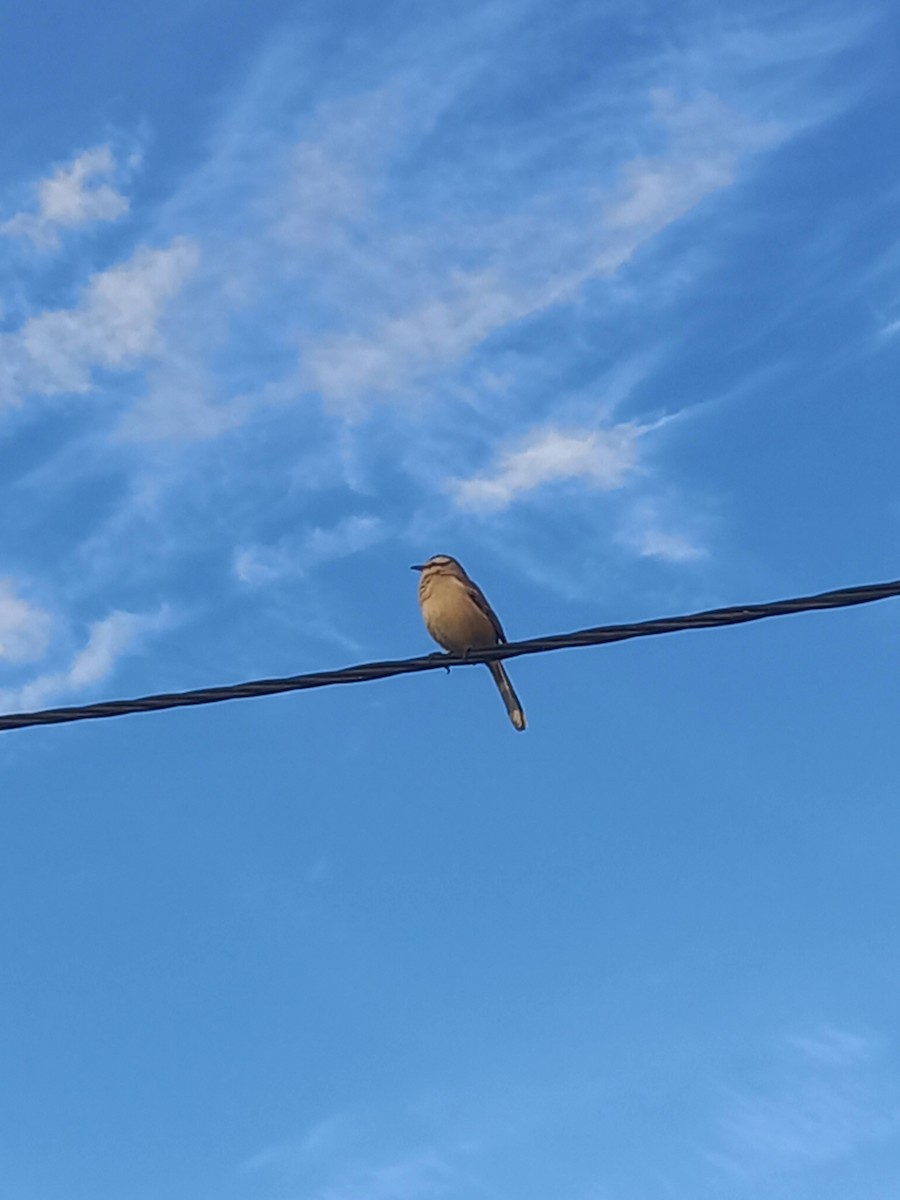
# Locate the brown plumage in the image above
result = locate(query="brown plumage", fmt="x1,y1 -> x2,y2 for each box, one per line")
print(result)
412,554 -> 526,731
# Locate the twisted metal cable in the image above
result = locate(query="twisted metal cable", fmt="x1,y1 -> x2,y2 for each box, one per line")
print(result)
1,576 -> 898,732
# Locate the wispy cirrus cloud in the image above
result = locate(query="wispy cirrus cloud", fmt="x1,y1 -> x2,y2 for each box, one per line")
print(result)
449,424 -> 646,513
708,1027 -> 900,1180
0,0 -> 878,664
0,607 -> 169,713
788,1027 -> 882,1067
0,144 -> 134,248
447,417 -> 711,569
620,524 -> 707,564
0,580 -> 52,663
243,1111 -> 475,1200
601,90 -> 779,236
0,238 -> 199,408
300,91 -> 781,412
234,514 -> 387,585
616,497 -> 709,563
95,24 -> 801,442
243,1114 -> 350,1173
5,7 -> 845,446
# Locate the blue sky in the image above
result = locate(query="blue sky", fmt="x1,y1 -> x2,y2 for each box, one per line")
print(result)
2,1 -> 900,1197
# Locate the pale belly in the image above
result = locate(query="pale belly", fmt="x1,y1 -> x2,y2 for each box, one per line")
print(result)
422,581 -> 497,652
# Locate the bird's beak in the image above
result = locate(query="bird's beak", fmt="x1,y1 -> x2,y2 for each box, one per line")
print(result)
410,564 -> 425,571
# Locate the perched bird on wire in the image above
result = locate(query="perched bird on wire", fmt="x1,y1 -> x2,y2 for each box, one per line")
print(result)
412,554 -> 526,731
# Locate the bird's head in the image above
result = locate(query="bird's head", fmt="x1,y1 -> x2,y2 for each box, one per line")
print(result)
410,554 -> 467,579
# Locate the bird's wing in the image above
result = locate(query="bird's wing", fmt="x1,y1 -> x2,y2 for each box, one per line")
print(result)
465,582 -> 507,644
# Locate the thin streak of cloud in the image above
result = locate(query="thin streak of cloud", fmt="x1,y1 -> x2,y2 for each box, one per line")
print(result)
243,1114 -> 350,1172
717,1080 -> 900,1173
449,424 -> 645,513
709,1027 -> 900,1179
789,1027 -> 882,1068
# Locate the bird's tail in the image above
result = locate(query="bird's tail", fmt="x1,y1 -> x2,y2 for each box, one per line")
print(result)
487,661 -> 526,731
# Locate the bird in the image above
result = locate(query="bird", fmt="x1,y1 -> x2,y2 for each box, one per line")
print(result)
411,554 -> 526,731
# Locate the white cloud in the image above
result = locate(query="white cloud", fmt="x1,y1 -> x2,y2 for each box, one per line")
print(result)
305,272 -> 525,407
66,610 -> 155,688
0,580 -> 52,663
234,515 -> 387,585
117,354 -> 249,442
601,91 -> 779,236
0,608 -> 168,713
616,498 -> 709,562
0,238 -> 199,405
233,545 -> 291,587
268,90 -> 403,251
1,144 -> 131,247
626,527 -> 706,562
450,425 -> 644,513
306,514 -> 386,563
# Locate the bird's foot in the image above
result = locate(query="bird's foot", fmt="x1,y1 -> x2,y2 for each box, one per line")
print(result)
426,650 -> 452,674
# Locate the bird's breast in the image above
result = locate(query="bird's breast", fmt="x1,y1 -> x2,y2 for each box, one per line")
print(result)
419,577 -> 497,652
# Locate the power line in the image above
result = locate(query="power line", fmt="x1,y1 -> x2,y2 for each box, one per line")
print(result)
1,575 -> 898,733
